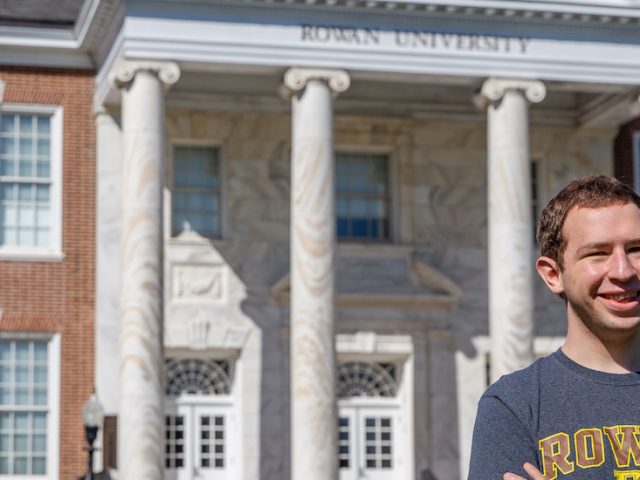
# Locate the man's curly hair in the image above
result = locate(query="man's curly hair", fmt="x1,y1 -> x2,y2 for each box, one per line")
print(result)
536,175 -> 640,270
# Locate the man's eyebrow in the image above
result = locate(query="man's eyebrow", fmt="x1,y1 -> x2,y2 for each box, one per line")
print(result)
576,239 -> 640,253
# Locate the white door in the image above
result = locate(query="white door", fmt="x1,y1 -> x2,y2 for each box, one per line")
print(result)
339,406 -> 402,480
165,403 -> 232,480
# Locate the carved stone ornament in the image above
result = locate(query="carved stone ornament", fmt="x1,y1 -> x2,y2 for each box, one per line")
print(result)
113,60 -> 181,88
480,77 -> 547,104
284,67 -> 351,94
172,264 -> 225,303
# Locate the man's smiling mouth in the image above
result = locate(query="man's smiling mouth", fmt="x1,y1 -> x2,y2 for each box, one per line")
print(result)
602,290 -> 640,301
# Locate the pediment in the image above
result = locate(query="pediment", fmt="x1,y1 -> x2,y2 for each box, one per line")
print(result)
271,250 -> 461,309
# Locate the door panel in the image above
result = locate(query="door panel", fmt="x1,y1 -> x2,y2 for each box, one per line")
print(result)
339,406 -> 401,480
165,404 -> 230,480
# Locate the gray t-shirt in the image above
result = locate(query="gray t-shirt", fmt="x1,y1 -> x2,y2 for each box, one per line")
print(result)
468,349 -> 640,480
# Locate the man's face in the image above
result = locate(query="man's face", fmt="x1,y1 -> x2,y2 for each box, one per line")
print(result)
546,203 -> 640,340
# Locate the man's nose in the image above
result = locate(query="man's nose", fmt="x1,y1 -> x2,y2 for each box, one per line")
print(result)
610,250 -> 638,280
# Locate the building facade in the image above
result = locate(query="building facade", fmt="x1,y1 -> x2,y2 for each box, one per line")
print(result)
0,65 -> 96,479
3,1 -> 640,479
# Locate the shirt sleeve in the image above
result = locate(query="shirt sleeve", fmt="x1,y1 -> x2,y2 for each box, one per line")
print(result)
468,395 -> 539,480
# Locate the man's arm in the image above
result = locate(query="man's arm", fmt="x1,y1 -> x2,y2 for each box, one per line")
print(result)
468,396 -> 539,480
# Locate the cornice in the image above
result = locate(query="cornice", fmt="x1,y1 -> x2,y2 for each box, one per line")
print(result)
193,0 -> 640,27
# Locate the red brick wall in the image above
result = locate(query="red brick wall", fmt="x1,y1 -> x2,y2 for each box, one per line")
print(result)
614,116 -> 640,187
0,66 -> 95,480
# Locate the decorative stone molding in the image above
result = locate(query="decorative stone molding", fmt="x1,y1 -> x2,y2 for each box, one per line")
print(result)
165,312 -> 251,350
336,332 -> 413,356
271,258 -> 462,309
172,264 -> 226,303
284,67 -> 350,95
113,60 -> 181,88
480,77 -> 546,105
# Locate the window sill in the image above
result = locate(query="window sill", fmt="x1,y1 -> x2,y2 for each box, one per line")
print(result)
0,249 -> 65,262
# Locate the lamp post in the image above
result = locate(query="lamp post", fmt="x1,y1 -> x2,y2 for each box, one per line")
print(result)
82,393 -> 104,480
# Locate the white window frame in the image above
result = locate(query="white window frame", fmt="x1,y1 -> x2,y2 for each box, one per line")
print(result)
165,141 -> 226,243
0,333 -> 60,480
633,131 -> 640,193
0,105 -> 63,262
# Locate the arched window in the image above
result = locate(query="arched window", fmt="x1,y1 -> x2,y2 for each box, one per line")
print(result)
164,358 -> 232,396
337,361 -> 398,398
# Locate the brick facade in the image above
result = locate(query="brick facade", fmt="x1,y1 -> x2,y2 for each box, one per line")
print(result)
0,67 -> 95,480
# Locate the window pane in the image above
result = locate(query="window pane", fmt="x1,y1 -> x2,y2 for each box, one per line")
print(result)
32,456 -> 46,474
34,366 -> 47,384
36,116 -> 50,136
14,434 -> 27,453
32,413 -> 46,431
0,343 -> 10,361
36,160 -> 50,178
0,139 -> 15,156
33,434 -> 46,453
0,456 -> 9,474
18,185 -> 32,202
19,160 -> 33,177
0,158 -> 14,176
33,388 -> 47,406
19,116 -> 33,135
15,343 -> 29,362
1,116 -> 15,134
37,139 -> 49,156
18,228 -> 35,246
33,343 -> 47,362
0,435 -> 8,453
0,184 -> 15,200
15,365 -> 29,384
18,206 -> 35,228
2,227 -> 17,245
14,456 -> 27,474
14,413 -> 28,430
36,185 -> 49,203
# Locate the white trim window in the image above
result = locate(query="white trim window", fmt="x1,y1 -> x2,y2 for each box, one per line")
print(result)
0,336 -> 60,478
171,146 -> 222,239
0,106 -> 63,260
336,152 -> 391,241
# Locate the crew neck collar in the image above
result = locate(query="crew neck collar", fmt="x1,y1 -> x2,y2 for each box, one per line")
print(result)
552,349 -> 640,386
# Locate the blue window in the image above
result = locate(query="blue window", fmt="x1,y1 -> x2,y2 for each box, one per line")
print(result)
336,153 -> 390,241
172,146 -> 221,238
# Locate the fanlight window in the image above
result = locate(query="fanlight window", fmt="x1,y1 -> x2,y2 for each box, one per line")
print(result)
164,358 -> 232,396
337,362 -> 398,398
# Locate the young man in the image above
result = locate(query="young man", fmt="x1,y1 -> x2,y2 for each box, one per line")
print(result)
468,175 -> 640,480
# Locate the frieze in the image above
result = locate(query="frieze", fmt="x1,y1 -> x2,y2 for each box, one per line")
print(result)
301,25 -> 531,55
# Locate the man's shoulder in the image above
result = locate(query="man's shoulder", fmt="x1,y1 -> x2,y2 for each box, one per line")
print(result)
482,352 -> 558,404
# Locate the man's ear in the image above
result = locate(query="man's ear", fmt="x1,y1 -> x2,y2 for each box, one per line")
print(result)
536,256 -> 564,295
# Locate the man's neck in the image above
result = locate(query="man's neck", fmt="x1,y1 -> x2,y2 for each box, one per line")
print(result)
563,320 -> 640,373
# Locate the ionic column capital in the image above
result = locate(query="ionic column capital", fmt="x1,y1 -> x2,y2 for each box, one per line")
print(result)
113,60 -> 181,88
480,77 -> 546,105
284,67 -> 350,96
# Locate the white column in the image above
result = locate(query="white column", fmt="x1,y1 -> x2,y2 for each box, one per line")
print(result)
114,60 -> 180,480
481,77 -> 546,382
284,67 -> 350,480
